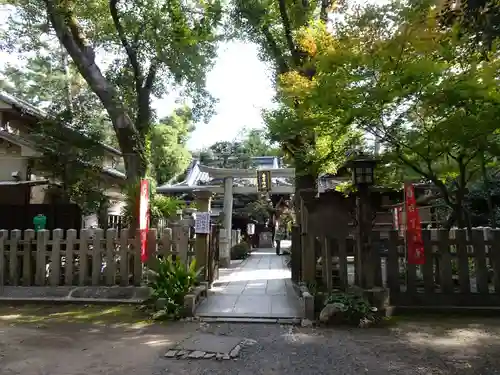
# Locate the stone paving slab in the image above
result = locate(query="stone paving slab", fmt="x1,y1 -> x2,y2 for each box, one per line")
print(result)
174,333 -> 243,353
195,247 -> 303,319
164,333 -> 257,360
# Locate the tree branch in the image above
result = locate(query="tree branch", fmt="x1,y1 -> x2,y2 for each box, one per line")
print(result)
136,60 -> 158,134
261,25 -> 289,74
44,0 -> 144,179
277,0 -> 300,67
320,0 -> 332,23
109,0 -> 142,93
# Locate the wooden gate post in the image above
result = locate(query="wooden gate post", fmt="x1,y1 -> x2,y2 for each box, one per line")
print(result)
193,190 -> 213,274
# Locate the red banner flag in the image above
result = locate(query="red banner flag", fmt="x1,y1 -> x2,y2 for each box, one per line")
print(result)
404,182 -> 425,265
139,179 -> 149,263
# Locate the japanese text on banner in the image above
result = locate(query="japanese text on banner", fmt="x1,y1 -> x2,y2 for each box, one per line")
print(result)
139,179 -> 149,263
404,182 -> 425,265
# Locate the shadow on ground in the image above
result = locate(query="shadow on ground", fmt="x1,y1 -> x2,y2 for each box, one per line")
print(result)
1,304 -> 500,375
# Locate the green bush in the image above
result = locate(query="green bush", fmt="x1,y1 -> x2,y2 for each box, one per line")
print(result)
323,291 -> 378,327
147,256 -> 201,319
231,242 -> 251,260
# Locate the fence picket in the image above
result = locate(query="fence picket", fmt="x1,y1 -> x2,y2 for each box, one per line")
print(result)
22,230 -> 35,286
79,229 -> 90,286
35,230 -> 49,286
50,229 -> 63,286
92,229 -> 103,286
472,229 -> 489,294
119,229 -> 129,286
0,230 -> 7,287
386,231 -> 400,294
421,231 -> 434,293
437,229 -> 453,293
65,229 -> 77,286
9,230 -> 21,286
105,228 -> 117,286
133,229 -> 142,286
491,230 -> 500,293
455,230 -> 471,293
337,237 -> 348,290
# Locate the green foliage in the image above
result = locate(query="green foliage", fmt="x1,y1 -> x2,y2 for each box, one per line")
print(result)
150,107 -> 194,185
147,256 -> 201,319
1,0 -> 222,186
30,98 -> 110,215
230,242 -> 251,260
149,195 -> 186,226
236,198 -> 273,223
121,179 -> 186,228
324,291 -> 378,327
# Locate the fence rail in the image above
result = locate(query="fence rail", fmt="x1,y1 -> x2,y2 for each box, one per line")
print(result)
316,229 -> 500,307
0,226 -> 195,287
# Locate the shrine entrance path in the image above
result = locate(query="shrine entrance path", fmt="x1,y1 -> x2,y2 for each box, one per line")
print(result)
195,242 -> 303,321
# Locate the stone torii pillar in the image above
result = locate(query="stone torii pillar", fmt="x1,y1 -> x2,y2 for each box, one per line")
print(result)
219,176 -> 233,267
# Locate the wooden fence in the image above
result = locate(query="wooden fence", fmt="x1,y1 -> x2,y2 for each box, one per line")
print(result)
0,226 -> 196,287
315,229 -> 500,307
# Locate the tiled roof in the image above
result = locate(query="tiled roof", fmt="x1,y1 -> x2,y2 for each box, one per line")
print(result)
0,90 -> 122,157
170,157 -> 292,188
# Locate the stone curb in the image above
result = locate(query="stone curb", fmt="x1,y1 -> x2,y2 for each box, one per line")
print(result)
296,282 -> 315,322
184,282 -> 208,317
0,286 -> 151,304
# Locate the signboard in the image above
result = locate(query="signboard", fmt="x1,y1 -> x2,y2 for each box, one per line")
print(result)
139,179 -> 149,263
257,170 -> 271,192
404,182 -> 425,265
194,212 -> 211,234
393,206 -> 405,237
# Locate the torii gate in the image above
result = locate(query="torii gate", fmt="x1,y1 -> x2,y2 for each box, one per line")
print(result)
157,164 -> 295,266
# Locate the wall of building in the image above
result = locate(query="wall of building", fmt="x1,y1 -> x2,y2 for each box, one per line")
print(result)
0,139 -> 28,181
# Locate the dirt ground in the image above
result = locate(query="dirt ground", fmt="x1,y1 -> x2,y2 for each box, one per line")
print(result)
1,304 -> 500,375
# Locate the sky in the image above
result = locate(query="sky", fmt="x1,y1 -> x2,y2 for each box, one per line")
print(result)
0,5 -> 276,152
0,1 -> 384,152
152,41 -> 276,151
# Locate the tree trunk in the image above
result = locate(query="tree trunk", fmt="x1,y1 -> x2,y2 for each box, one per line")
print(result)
45,0 -> 145,182
294,172 -> 317,228
481,152 -> 496,227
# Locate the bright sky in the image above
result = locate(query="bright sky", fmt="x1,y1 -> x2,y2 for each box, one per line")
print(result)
1,1 -> 384,152
153,41 -> 275,151
0,4 -> 275,152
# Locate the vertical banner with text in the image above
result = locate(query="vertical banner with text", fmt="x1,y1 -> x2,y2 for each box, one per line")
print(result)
139,179 -> 150,263
404,182 -> 425,265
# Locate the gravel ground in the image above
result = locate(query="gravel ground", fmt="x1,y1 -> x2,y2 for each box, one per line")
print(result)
2,317 -> 500,375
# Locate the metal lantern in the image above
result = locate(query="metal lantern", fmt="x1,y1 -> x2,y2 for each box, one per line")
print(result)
346,156 -> 378,186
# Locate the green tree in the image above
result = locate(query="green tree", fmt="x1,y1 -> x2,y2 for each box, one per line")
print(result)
0,53 -> 119,148
230,0 -> 338,191
1,0 -> 222,188
31,97 -> 109,216
238,128 -> 282,157
279,1 -> 500,227
150,107 -> 193,186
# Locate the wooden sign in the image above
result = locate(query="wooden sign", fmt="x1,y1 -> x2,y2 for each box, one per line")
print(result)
194,212 -> 211,234
257,170 -> 271,192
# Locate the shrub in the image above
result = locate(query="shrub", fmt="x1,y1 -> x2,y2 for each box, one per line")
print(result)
147,256 -> 201,319
322,291 -> 378,327
231,242 -> 251,260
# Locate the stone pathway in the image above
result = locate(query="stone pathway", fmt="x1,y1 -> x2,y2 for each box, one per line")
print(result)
195,245 -> 302,320
164,333 -> 257,360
